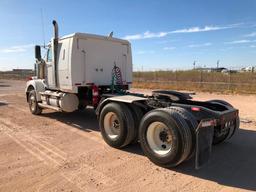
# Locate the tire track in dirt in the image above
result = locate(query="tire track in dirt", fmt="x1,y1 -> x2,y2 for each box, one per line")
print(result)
0,117 -> 117,191
0,122 -> 65,167
3,99 -> 105,146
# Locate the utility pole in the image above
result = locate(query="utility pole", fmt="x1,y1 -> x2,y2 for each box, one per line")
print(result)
217,60 -> 220,68
193,61 -> 196,70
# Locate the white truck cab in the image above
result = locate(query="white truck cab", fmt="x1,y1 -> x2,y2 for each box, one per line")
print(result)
43,33 -> 132,93
26,20 -> 132,113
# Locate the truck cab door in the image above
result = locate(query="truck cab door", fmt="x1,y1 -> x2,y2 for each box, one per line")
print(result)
45,47 -> 55,88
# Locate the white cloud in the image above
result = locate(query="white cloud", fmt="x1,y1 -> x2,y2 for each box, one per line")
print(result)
144,31 -> 168,38
245,32 -> 256,37
163,46 -> 176,50
188,42 -> 212,48
123,31 -> 168,40
171,26 -> 230,34
225,39 -> 256,44
123,34 -> 142,40
123,23 -> 241,40
250,45 -> 256,48
0,44 -> 34,53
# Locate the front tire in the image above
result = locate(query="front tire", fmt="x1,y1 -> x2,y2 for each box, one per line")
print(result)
28,90 -> 42,115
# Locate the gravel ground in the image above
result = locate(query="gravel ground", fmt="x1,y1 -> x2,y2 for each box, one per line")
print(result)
0,79 -> 256,192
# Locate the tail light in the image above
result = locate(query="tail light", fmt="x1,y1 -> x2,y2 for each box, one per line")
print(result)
27,76 -> 33,81
92,85 -> 99,106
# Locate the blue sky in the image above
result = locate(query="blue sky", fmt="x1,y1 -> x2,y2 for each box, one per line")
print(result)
0,0 -> 256,71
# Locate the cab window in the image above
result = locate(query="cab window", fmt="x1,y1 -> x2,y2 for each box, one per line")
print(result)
47,47 -> 52,62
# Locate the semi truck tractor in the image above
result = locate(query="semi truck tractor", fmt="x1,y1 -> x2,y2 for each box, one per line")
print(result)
25,20 -> 239,169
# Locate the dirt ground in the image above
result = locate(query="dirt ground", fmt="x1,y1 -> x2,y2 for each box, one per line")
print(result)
0,79 -> 256,192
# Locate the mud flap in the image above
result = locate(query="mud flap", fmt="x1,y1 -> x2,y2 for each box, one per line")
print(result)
195,119 -> 214,169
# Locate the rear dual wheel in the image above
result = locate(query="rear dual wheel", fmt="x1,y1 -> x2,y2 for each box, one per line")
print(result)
169,107 -> 198,160
146,121 -> 174,157
129,104 -> 144,143
100,103 -> 195,167
208,100 -> 240,145
139,108 -> 193,167
99,102 -> 136,148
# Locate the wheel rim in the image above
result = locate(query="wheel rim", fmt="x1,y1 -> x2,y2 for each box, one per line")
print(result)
29,94 -> 36,111
103,112 -> 121,140
146,122 -> 173,156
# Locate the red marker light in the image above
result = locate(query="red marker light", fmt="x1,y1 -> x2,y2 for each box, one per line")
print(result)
92,85 -> 99,106
27,76 -> 33,81
191,107 -> 201,111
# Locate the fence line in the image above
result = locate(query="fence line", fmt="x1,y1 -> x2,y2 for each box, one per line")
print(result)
133,70 -> 256,93
134,79 -> 253,86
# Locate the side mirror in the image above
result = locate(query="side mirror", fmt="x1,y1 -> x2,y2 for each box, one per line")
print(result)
35,45 -> 41,60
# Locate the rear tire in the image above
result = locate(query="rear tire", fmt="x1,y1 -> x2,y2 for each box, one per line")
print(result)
139,108 -> 192,167
169,107 -> 198,160
129,104 -> 144,143
208,100 -> 240,144
99,102 -> 135,148
28,90 -> 42,115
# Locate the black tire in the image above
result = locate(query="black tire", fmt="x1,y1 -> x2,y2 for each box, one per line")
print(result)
99,102 -> 135,148
169,107 -> 198,160
129,104 -> 144,143
139,108 -> 192,167
208,100 -> 240,144
212,129 -> 229,145
28,90 -> 42,115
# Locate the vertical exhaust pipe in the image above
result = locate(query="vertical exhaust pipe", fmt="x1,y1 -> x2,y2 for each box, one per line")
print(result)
52,20 -> 59,87
52,20 -> 59,39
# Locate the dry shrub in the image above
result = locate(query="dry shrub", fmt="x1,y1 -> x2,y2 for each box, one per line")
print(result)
133,70 -> 256,94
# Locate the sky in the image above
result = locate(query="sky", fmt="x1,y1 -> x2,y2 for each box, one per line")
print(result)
0,0 -> 256,71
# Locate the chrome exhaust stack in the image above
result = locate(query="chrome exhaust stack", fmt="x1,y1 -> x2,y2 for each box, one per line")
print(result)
52,20 -> 59,39
52,20 -> 59,87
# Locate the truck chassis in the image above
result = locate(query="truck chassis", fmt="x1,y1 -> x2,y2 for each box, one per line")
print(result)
26,86 -> 239,169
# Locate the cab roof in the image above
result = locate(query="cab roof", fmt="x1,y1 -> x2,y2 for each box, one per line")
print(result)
60,32 -> 130,44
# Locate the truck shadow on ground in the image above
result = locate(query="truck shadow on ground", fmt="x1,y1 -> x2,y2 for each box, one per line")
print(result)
41,107 -> 99,132
0,80 -> 10,86
127,128 -> 256,191
0,84 -> 10,87
41,109 -> 256,191
0,101 -> 8,106
172,128 -> 256,191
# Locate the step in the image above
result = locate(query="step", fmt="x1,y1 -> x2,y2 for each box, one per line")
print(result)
38,103 -> 62,111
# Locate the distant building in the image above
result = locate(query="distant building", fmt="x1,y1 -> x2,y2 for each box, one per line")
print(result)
12,69 -> 33,73
195,67 -> 228,73
241,66 -> 255,72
